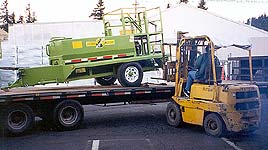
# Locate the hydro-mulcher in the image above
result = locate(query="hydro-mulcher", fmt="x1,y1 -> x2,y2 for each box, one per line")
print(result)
11,7 -> 164,88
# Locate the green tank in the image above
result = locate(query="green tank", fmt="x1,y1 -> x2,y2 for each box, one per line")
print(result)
47,35 -> 135,66
10,7 -> 164,88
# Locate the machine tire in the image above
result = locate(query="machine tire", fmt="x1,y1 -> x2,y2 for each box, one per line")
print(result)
117,62 -> 143,87
95,76 -> 116,86
1,103 -> 34,136
53,100 -> 84,131
166,102 -> 182,127
203,113 -> 226,137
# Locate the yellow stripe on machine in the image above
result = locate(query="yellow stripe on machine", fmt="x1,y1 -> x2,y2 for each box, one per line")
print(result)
104,40 -> 115,45
86,41 -> 97,47
86,39 -> 115,47
72,41 -> 83,49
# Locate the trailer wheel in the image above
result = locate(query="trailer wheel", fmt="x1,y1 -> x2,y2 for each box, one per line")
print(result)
1,103 -> 34,136
95,76 -> 116,86
203,113 -> 226,137
166,102 -> 182,127
53,100 -> 84,131
117,62 -> 143,87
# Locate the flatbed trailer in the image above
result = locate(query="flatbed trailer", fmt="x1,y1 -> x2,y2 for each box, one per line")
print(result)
0,83 -> 174,135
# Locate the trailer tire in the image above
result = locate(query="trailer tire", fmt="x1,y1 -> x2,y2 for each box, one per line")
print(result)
203,113 -> 226,137
166,102 -> 182,127
1,103 -> 34,136
117,62 -> 143,87
95,76 -> 116,86
53,100 -> 84,131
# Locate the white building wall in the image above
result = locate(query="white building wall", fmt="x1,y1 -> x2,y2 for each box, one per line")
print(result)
250,37 -> 268,56
0,21 -> 104,87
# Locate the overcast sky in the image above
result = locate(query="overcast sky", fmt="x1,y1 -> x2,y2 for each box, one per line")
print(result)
7,0 -> 268,23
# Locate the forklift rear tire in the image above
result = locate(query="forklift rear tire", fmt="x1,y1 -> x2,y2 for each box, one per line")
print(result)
1,103 -> 34,136
166,102 -> 182,127
95,76 -> 116,86
117,62 -> 143,87
203,113 -> 226,137
53,100 -> 84,131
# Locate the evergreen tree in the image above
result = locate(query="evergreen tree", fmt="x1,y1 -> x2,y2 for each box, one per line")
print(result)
32,12 -> 37,22
179,0 -> 188,4
0,0 -> 14,32
167,3 -> 171,9
198,0 -> 208,10
25,4 -> 31,23
10,12 -> 16,24
25,3 -> 37,23
0,0 -> 12,24
17,15 -> 24,23
246,14 -> 268,31
89,0 -> 105,20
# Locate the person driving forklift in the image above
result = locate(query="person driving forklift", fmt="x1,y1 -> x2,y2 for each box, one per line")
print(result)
183,46 -> 220,97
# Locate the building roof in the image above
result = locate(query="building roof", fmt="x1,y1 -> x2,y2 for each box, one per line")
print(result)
162,4 -> 268,47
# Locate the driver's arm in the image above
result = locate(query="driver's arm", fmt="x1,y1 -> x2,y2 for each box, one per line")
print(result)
194,54 -> 203,70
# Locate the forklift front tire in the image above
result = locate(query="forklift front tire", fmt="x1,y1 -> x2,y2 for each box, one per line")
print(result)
203,113 -> 227,137
166,102 -> 182,127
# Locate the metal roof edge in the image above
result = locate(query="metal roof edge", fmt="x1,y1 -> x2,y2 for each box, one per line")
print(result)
163,4 -> 268,35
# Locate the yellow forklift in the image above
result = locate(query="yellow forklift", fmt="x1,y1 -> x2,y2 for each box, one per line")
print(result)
166,35 -> 261,137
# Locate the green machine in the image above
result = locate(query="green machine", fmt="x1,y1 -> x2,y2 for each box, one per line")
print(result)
10,7 -> 164,88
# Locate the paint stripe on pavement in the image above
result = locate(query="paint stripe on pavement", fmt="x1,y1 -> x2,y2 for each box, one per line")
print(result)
221,137 -> 243,150
92,140 -> 100,150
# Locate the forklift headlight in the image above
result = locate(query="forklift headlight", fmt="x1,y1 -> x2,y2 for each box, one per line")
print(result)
232,93 -> 236,97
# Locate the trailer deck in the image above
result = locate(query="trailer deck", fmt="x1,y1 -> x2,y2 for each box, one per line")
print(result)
0,83 -> 174,104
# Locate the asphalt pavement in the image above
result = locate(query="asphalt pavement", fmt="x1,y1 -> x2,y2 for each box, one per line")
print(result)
0,99 -> 267,150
